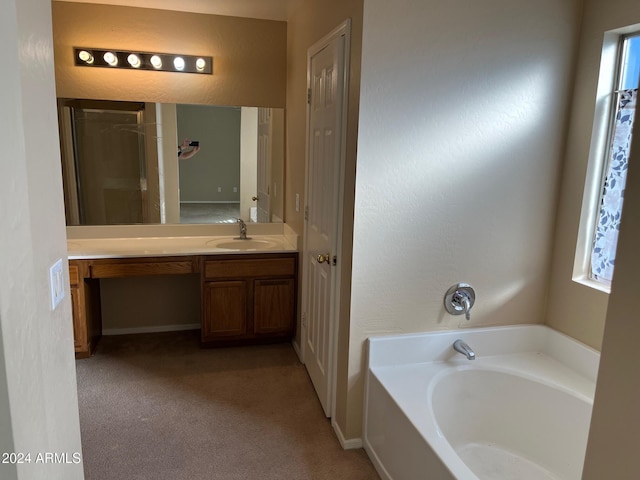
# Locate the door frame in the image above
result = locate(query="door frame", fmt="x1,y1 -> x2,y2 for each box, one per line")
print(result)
300,18 -> 351,421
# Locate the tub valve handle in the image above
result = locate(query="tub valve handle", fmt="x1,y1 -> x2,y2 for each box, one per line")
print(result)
444,283 -> 475,320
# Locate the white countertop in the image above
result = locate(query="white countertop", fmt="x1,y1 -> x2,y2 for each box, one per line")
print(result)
67,235 -> 298,260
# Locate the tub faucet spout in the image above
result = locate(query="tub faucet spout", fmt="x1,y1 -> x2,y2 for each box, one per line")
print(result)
453,339 -> 475,360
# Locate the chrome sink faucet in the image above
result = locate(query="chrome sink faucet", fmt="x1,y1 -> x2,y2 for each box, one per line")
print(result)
235,218 -> 250,240
453,339 -> 475,360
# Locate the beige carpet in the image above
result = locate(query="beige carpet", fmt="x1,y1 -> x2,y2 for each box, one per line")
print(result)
75,331 -> 379,480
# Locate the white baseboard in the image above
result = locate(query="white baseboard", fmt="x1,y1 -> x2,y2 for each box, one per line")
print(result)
103,324 -> 200,336
291,338 -> 303,363
363,439 -> 392,480
332,418 -> 363,450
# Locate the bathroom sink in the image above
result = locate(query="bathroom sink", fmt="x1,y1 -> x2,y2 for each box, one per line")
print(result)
207,238 -> 280,250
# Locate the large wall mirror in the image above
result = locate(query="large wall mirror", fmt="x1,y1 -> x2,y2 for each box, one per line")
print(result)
57,99 -> 285,225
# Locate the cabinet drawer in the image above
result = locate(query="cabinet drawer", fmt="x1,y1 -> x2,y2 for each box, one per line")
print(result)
91,261 -> 194,278
204,257 -> 296,279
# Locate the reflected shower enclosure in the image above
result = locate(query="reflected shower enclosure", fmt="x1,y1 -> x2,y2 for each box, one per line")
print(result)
59,101 -> 151,225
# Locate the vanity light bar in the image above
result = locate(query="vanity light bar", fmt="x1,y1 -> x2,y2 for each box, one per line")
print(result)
73,48 -> 213,74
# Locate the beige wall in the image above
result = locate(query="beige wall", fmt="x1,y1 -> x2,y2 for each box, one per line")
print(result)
0,0 -> 83,477
285,0 -> 363,438
346,0 -> 581,440
545,0 -> 640,350
52,1 -> 286,107
582,87 -> 640,480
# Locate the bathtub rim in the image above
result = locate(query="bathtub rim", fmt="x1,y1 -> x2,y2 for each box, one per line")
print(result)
365,323 -> 599,382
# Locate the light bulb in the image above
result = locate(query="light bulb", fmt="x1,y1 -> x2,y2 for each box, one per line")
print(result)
150,55 -> 162,69
78,50 -> 94,64
103,51 -> 118,66
173,56 -> 185,71
127,54 -> 141,68
195,58 -> 206,72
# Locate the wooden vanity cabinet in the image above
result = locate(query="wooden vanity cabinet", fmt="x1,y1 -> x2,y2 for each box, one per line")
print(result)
201,253 -> 297,346
69,253 -> 297,357
69,261 -> 102,359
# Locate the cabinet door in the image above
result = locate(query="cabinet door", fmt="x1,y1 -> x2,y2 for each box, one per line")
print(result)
254,279 -> 295,335
202,280 -> 248,340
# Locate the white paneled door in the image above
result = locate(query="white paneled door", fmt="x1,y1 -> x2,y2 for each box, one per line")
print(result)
303,22 -> 349,417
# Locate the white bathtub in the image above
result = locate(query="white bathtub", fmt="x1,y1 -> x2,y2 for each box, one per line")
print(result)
363,325 -> 599,480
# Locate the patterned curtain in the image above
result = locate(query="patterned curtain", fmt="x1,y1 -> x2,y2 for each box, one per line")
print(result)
591,89 -> 637,282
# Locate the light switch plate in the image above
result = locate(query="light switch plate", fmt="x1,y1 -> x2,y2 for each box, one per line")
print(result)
49,258 -> 65,311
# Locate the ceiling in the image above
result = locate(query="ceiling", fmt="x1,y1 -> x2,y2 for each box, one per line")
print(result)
57,0 -> 296,21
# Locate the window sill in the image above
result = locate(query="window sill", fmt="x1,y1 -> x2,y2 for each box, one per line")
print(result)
572,275 -> 611,294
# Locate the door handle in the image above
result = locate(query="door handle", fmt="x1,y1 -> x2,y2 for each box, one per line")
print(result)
251,196 -> 258,201
316,253 -> 331,264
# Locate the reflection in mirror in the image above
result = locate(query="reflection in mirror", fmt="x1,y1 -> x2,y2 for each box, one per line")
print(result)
57,99 -> 285,225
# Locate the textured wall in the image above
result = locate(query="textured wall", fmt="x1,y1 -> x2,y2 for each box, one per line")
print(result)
347,0 -> 581,440
52,1 -> 286,108
0,0 -> 83,477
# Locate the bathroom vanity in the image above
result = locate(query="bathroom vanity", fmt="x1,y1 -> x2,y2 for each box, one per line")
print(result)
67,235 -> 298,358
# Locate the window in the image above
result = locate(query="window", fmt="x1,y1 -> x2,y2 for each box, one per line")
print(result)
589,34 -> 640,286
